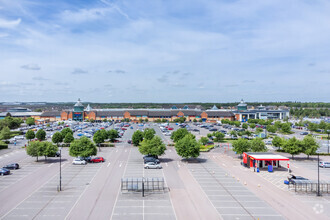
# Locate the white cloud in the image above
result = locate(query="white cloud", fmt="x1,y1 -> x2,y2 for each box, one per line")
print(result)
21,64 -> 41,70
0,18 -> 21,29
60,8 -> 113,23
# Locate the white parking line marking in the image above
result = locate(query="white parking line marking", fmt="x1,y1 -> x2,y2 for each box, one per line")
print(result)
119,162 -> 122,167
177,162 -> 180,168
222,163 -> 227,167
166,163 -> 168,167
116,149 -> 118,152
48,164 -> 54,167
125,149 -> 127,152
107,162 -> 111,167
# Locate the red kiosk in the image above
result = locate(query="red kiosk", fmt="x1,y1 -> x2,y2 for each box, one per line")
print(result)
243,152 -> 290,170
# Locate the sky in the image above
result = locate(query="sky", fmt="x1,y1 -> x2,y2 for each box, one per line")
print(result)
0,0 -> 329,103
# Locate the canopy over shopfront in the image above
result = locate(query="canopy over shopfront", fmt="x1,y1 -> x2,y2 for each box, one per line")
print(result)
243,152 -> 290,169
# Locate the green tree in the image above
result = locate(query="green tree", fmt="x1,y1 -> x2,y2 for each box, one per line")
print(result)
108,129 -> 119,142
132,130 -> 144,146
198,119 -> 203,122
200,137 -> 209,145
145,118 -> 148,122
281,123 -> 292,133
93,130 -> 105,148
143,128 -> 156,140
0,127 -> 11,141
302,135 -> 319,159
232,138 -> 251,156
255,128 -> 263,134
61,128 -> 73,138
193,119 -> 197,122
25,129 -> 35,142
26,141 -> 40,161
283,137 -> 302,159
308,123 -> 318,133
234,121 -> 241,127
242,123 -> 248,130
69,136 -> 97,157
26,117 -> 35,126
64,133 -> 74,144
250,138 -> 267,152
52,132 -> 63,147
171,128 -> 189,142
274,121 -> 282,129
249,123 -> 256,129
319,121 -> 327,130
43,141 -> 58,159
213,132 -> 225,142
272,136 -> 283,150
230,130 -> 237,137
175,135 -> 200,159
36,129 -> 46,141
139,136 -> 166,156
266,125 -> 277,133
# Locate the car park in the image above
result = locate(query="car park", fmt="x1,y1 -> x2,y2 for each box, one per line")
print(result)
3,163 -> 19,170
91,157 -> 105,163
319,162 -> 330,168
0,168 -> 10,176
72,158 -> 87,165
144,162 -> 162,169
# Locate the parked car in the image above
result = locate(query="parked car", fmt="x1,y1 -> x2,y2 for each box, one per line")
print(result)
209,128 -> 217,131
168,127 -> 174,130
144,162 -> 162,169
78,156 -> 91,162
72,158 -> 87,165
319,162 -> 330,168
193,129 -> 200,132
127,140 -> 132,144
144,157 -> 160,164
287,174 -> 308,184
300,132 -> 309,135
3,163 -> 19,170
91,157 -> 105,163
0,168 -> 10,176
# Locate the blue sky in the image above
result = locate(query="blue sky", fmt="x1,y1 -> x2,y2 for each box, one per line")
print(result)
0,0 -> 329,103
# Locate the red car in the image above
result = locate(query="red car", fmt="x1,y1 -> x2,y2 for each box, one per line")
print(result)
91,157 -> 105,163
168,127 -> 174,130
121,127 -> 127,130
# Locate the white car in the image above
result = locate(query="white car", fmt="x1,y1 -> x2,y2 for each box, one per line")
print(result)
144,162 -> 162,169
72,158 -> 87,165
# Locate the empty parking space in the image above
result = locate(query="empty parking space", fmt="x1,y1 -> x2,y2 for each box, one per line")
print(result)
111,147 -> 176,220
187,160 -> 285,220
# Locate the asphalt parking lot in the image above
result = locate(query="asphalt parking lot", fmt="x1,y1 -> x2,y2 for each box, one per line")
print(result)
186,159 -> 284,220
111,147 -> 176,220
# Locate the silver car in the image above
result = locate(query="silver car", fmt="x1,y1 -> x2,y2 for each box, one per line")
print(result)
72,158 -> 87,165
144,162 -> 162,169
319,162 -> 330,168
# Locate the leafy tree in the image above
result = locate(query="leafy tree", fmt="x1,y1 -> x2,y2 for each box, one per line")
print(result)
43,141 -> 58,159
36,129 -> 46,141
99,129 -> 109,140
255,128 -> 263,134
249,123 -> 256,129
244,130 -> 252,137
64,133 -> 74,144
250,138 -> 267,152
302,135 -> 319,159
139,136 -> 166,156
318,121 -> 327,130
132,130 -> 144,146
0,127 -> 11,141
52,132 -> 63,147
234,121 -> 241,127
232,138 -> 251,156
26,117 -> 35,126
69,136 -> 97,157
266,125 -> 277,133
274,121 -> 282,129
61,128 -> 73,138
242,123 -> 248,130
272,136 -> 283,150
207,133 -> 213,138
200,137 -> 209,145
283,137 -> 302,159
145,118 -> 148,122
213,132 -> 225,142
230,130 -> 237,137
175,135 -> 200,159
308,123 -> 319,133
143,128 -> 156,140
139,118 -> 143,123
198,119 -> 203,122
171,128 -> 189,142
193,119 -> 197,122
27,141 -> 40,161
108,129 -> 119,142
161,119 -> 167,122
103,119 -> 108,122
281,123 -> 292,133
25,129 -> 35,142
93,130 -> 105,147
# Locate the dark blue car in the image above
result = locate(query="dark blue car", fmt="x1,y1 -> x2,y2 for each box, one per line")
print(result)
0,168 -> 10,176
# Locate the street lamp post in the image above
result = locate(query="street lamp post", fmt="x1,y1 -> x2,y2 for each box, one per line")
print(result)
316,149 -> 321,197
59,147 -> 62,191
327,130 -> 329,154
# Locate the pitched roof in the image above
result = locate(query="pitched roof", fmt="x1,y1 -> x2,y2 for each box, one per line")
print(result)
204,111 -> 234,117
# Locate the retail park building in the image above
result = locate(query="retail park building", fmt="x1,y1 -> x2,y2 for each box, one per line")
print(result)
0,99 -> 289,123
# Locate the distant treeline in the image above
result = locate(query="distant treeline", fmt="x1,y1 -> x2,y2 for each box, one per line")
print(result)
290,108 -> 330,118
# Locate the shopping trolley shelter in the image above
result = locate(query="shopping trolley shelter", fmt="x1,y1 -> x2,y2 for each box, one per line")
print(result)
242,152 -> 290,169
